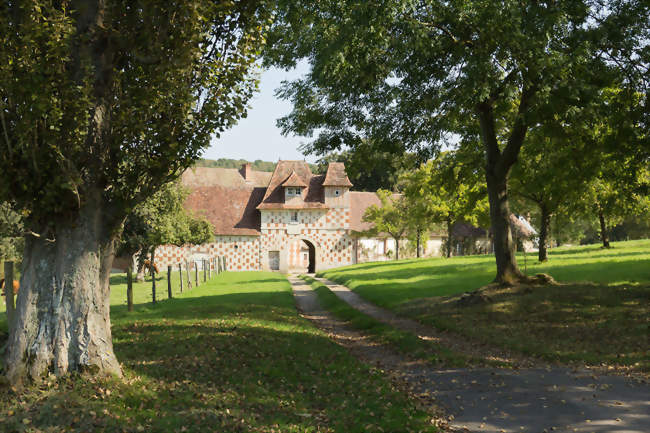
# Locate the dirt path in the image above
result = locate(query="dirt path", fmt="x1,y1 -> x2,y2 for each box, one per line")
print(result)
292,276 -> 650,433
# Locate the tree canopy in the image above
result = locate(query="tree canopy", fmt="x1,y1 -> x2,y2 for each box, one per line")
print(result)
0,0 -> 269,385
119,181 -> 214,272
265,0 -> 647,284
401,150 -> 489,258
361,190 -> 410,260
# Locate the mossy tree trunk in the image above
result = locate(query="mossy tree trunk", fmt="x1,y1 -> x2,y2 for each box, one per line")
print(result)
5,197 -> 122,385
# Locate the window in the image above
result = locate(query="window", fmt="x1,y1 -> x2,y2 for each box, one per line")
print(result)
290,211 -> 298,223
287,187 -> 301,196
334,189 -> 341,196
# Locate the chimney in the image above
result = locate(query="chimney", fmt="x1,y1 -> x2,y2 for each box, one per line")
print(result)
240,163 -> 252,181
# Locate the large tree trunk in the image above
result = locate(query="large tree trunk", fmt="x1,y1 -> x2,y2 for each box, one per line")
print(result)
538,204 -> 551,262
5,201 -> 122,386
477,88 -> 534,285
485,170 -> 524,284
598,207 -> 610,248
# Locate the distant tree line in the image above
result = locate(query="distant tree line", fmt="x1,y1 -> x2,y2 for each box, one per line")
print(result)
196,158 -> 319,174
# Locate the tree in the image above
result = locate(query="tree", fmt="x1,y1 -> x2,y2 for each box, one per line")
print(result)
265,0 -> 644,284
313,142 -> 419,192
118,181 -> 213,282
361,190 -> 410,260
510,129 -> 594,261
579,87 -> 649,249
0,1 -> 267,385
0,202 -> 23,265
401,150 -> 489,258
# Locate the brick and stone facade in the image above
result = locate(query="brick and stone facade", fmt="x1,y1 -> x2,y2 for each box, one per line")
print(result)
152,161 -> 438,273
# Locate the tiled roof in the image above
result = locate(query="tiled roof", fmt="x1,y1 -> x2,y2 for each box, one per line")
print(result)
349,191 -> 382,232
182,167 -> 271,235
322,162 -> 353,187
257,161 -> 327,209
281,170 -> 308,187
452,222 -> 487,238
510,214 -> 536,238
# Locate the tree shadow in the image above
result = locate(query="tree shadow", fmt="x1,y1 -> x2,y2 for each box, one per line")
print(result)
0,289 -> 432,433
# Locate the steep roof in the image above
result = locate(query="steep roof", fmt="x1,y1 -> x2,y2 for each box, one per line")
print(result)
322,162 -> 353,187
452,222 -> 487,238
281,170 -> 308,187
349,191 -> 382,232
257,160 -> 327,209
510,214 -> 537,238
182,167 -> 272,235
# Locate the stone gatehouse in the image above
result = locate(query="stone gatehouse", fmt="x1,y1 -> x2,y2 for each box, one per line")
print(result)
154,160 -> 443,273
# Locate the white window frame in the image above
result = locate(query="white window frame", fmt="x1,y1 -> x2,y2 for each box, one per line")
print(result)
290,211 -> 299,223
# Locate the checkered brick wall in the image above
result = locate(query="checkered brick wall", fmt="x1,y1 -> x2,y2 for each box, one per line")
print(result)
260,208 -> 353,271
154,235 -> 260,272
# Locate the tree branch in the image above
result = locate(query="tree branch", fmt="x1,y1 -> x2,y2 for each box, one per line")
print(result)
0,102 -> 13,154
496,84 -> 537,177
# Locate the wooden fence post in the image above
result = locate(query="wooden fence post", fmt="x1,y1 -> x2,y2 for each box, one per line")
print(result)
127,266 -> 134,312
179,263 -> 183,293
151,267 -> 156,304
185,260 -> 192,290
4,261 -> 15,331
203,259 -> 207,282
208,258 -> 212,279
195,261 -> 199,287
223,256 -> 227,271
167,265 -> 173,299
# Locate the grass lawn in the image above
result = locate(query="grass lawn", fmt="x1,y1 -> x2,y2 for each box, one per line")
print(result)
302,275 -> 468,368
318,239 -> 650,371
0,272 -> 438,432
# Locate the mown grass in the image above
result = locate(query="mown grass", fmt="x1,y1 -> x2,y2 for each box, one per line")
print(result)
318,239 -> 650,371
0,272 -> 438,432
302,275 -> 467,367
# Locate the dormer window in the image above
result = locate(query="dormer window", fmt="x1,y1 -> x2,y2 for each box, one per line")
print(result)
334,189 -> 341,196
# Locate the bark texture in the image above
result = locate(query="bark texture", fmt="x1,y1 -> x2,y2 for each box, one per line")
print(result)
477,86 -> 534,285
5,201 -> 122,385
485,170 -> 524,284
538,205 -> 551,262
598,208 -> 610,248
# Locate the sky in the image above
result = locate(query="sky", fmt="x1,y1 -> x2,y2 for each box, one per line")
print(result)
201,64 -> 316,164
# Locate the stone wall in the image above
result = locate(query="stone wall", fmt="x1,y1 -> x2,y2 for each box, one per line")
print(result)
260,208 -> 353,272
154,235 -> 260,271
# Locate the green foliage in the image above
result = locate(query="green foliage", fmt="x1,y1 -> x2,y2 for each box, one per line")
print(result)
0,202 -> 23,263
0,0 -> 269,230
400,150 -> 489,235
314,143 -> 419,191
265,0 -> 646,280
118,182 -> 214,261
361,190 -> 408,239
195,158 -> 278,172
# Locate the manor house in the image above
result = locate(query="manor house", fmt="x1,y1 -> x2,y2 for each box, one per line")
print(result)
153,161 -> 443,273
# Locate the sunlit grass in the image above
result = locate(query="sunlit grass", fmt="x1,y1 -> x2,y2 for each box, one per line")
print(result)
319,239 -> 650,371
0,272 -> 439,432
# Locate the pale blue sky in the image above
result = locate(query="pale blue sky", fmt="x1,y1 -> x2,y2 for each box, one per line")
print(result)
202,64 -> 317,163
